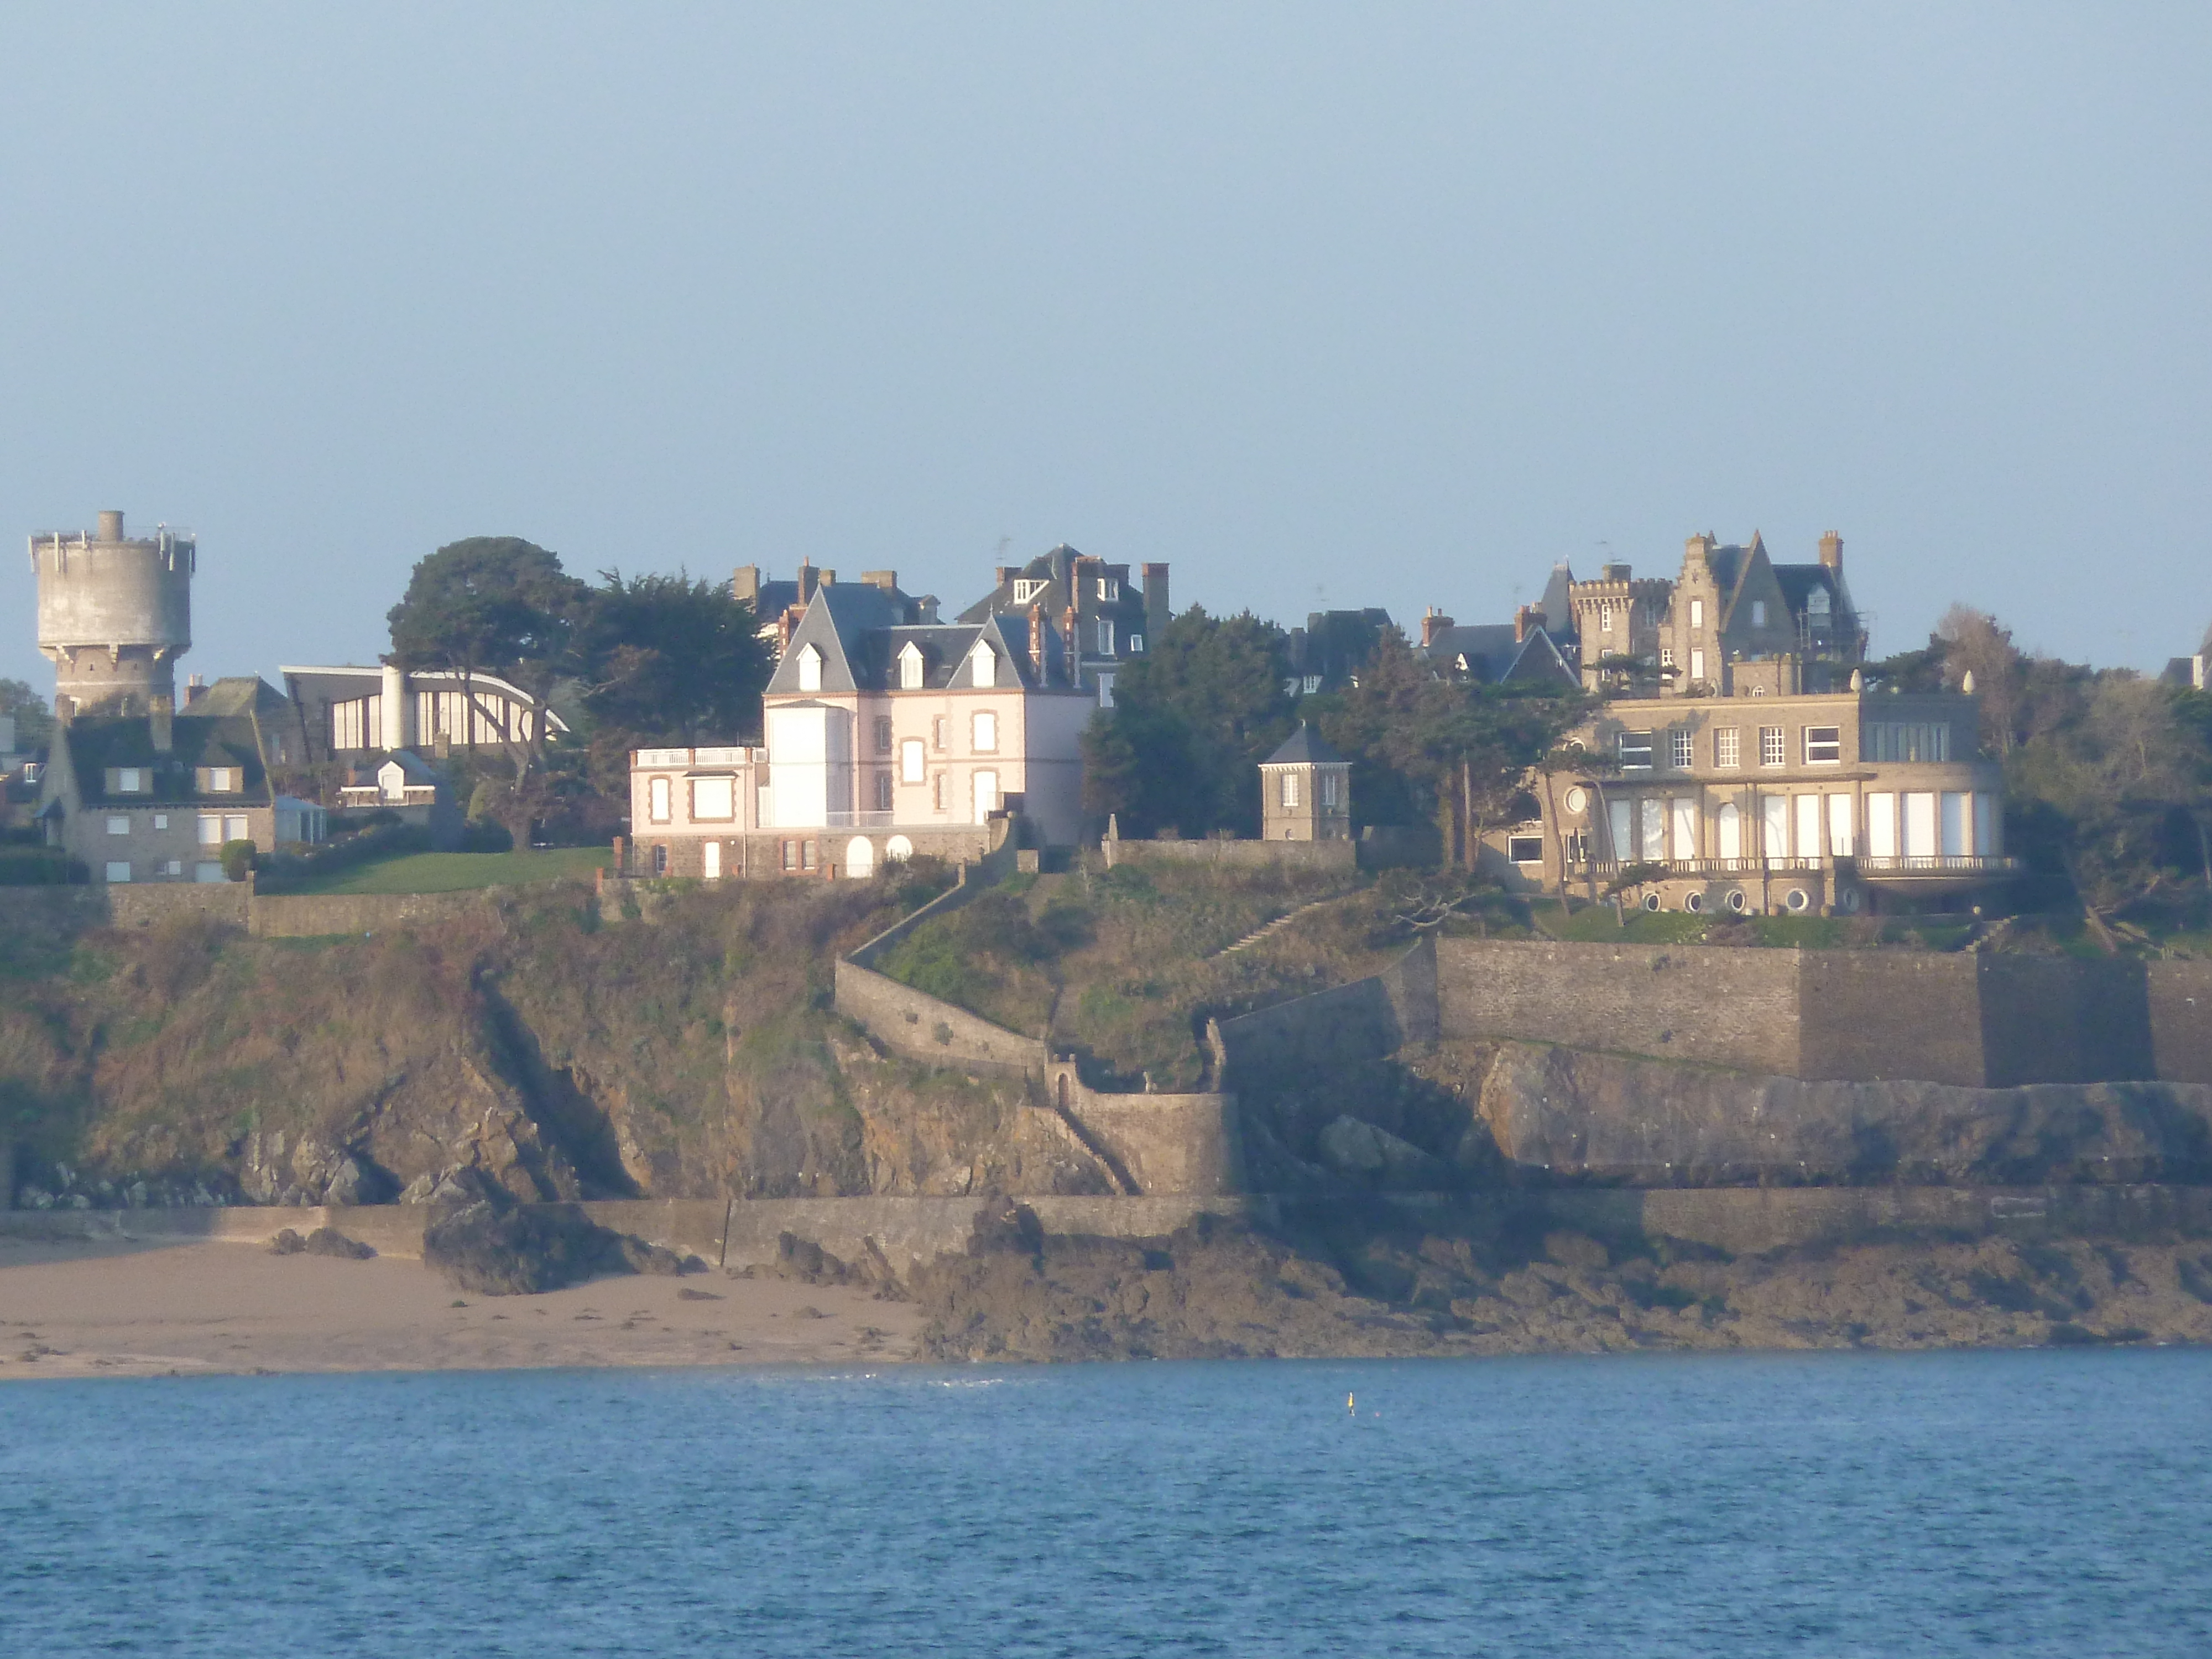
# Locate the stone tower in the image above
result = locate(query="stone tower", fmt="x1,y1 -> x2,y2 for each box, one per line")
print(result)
1260,723 -> 1353,842
32,509 -> 195,719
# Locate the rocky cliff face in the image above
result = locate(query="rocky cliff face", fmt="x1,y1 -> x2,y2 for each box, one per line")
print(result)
0,881 -> 1130,1209
1473,1041 -> 2212,1187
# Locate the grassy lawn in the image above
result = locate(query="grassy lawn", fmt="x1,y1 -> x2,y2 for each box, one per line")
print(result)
279,846 -> 611,895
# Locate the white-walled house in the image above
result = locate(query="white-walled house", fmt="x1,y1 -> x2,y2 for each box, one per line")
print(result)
626,581 -> 1096,879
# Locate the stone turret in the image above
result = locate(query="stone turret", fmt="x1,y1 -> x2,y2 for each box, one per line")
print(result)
32,509 -> 195,720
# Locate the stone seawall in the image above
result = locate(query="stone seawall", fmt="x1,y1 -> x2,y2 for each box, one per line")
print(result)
1438,937 -> 1803,1075
1215,935 -> 1439,1085
1433,938 -> 2212,1087
9,1185 -> 2208,1274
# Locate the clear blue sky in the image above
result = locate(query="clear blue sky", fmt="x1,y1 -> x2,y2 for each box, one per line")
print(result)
3,4 -> 2206,698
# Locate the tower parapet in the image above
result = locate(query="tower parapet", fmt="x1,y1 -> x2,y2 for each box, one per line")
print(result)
31,509 -> 194,719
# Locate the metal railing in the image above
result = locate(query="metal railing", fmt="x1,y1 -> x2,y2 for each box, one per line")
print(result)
1564,853 -> 2023,879
1855,854 -> 2025,875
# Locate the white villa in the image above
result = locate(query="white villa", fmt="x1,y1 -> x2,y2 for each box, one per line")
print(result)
627,580 -> 1096,878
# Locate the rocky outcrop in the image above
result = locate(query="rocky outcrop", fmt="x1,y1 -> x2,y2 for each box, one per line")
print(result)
906,1201 -> 2212,1360
1475,1041 -> 2212,1186
421,1198 -> 696,1295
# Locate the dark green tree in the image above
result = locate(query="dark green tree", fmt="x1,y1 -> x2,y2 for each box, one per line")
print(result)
387,536 -> 592,841
1080,607 -> 1295,837
0,678 -> 55,749
581,571 -> 773,742
1317,627 -> 1587,869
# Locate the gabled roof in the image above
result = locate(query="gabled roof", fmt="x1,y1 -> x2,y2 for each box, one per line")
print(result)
1264,723 -> 1348,766
1416,623 -> 1579,688
768,589 -> 1070,695
60,714 -> 273,807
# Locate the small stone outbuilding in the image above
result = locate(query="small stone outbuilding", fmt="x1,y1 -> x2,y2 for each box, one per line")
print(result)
1260,724 -> 1352,842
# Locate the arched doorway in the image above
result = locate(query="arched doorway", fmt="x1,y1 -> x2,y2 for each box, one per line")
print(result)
885,834 -> 914,863
844,836 -> 875,878
1716,802 -> 1742,861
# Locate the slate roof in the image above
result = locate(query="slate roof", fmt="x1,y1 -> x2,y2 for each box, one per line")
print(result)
60,714 -> 272,807
1264,724 -> 1349,766
1416,623 -> 1579,687
769,586 -> 1074,695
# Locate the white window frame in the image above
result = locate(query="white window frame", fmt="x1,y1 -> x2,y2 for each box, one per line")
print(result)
969,641 -> 997,688
1128,634 -> 1144,653
796,643 -> 823,693
1011,579 -> 1046,603
197,815 -> 223,847
1280,771 -> 1300,808
972,710 -> 999,753
1759,727 -> 1786,767
1714,727 -> 1740,769
1618,731 -> 1653,771
1804,726 -> 1842,765
1668,729 -> 1693,769
900,738 -> 925,785
1095,619 -> 1114,655
106,815 -> 130,836
899,643 -> 925,690
1097,577 -> 1119,601
648,776 -> 672,823
1689,649 -> 1706,682
1689,598 -> 1704,630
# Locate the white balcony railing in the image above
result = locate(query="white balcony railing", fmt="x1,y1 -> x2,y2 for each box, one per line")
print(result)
1563,853 -> 2023,880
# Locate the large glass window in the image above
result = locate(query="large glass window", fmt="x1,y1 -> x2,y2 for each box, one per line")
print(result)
691,777 -> 735,821
648,776 -> 672,822
1827,794 -> 1854,857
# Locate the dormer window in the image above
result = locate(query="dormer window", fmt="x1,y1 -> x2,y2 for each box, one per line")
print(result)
796,643 -> 823,692
1097,577 -> 1119,601
110,768 -> 145,794
1751,600 -> 1767,628
898,641 -> 925,690
1128,634 -> 1143,653
199,766 -> 238,793
1808,589 -> 1832,616
1095,620 -> 1114,655
969,640 -> 997,688
1011,579 -> 1047,603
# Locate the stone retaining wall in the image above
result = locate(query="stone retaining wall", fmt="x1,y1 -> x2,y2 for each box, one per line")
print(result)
1102,836 -> 1357,873
9,1185 -> 2208,1275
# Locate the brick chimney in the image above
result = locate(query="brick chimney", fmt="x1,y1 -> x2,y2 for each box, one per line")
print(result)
1421,608 -> 1454,648
1514,606 -> 1532,643
861,570 -> 899,592
1818,531 -> 1843,572
996,565 -> 1016,589
796,561 -> 821,605
1141,562 -> 1170,642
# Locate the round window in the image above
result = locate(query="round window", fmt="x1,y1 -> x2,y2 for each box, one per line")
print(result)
1786,889 -> 1811,912
1642,893 -> 1661,912
1840,886 -> 1863,914
1727,889 -> 1749,914
1684,891 -> 1704,913
1563,786 -> 1589,815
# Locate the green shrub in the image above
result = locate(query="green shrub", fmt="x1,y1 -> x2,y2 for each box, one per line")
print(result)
219,840 -> 258,883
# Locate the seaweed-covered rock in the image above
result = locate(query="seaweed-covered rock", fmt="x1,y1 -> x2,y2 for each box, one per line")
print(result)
420,1199 -> 693,1294
304,1226 -> 376,1260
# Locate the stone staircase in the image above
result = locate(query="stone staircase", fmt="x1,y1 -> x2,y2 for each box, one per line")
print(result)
1211,890 -> 1355,959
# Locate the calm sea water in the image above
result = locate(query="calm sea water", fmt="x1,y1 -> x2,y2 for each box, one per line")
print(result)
3,1351 -> 2208,1657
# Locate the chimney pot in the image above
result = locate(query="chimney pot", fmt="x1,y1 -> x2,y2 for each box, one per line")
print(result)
97,509 -> 124,542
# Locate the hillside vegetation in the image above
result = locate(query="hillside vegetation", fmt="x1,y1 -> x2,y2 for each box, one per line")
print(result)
0,867 -> 1114,1207
875,859 -> 1410,1090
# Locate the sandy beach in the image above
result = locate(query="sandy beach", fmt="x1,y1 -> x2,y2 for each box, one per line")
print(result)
0,1234 -> 922,1380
